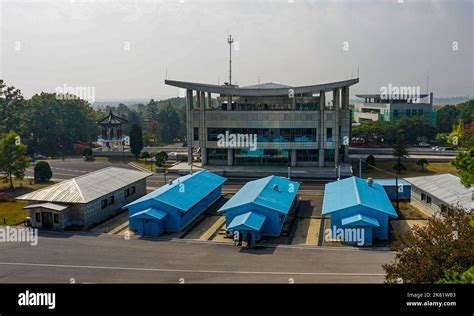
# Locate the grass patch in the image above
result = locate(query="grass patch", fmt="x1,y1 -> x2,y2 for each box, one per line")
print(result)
353,160 -> 458,179
0,200 -> 29,225
396,202 -> 430,220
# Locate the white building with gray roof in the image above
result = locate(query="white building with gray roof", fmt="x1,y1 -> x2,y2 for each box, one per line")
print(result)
404,174 -> 473,215
17,167 -> 152,230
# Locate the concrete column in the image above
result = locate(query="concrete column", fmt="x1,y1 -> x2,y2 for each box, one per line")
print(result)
291,149 -> 297,167
334,88 -> 340,167
342,86 -> 350,109
200,91 -> 206,157
291,96 -> 296,110
196,91 -> 201,110
200,91 -> 205,109
227,95 -> 232,111
207,92 -> 212,109
227,148 -> 233,166
201,147 -> 208,165
186,89 -> 193,165
319,91 -> 325,167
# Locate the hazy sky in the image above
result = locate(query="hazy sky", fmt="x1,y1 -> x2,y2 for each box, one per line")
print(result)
1,0 -> 473,101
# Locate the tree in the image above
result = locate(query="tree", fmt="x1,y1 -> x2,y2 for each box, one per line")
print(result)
157,102 -> 180,143
392,136 -> 408,160
155,151 -> 168,182
0,80 -> 26,135
26,93 -> 100,156
436,105 -> 460,133
140,151 -> 152,170
0,131 -> 31,188
154,151 -> 168,169
436,266 -> 474,284
129,124 -> 143,159
383,208 -> 474,283
416,158 -> 429,171
451,149 -> 474,187
146,99 -> 159,121
34,161 -> 52,183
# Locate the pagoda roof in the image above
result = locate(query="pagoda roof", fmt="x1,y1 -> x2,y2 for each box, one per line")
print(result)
96,109 -> 128,125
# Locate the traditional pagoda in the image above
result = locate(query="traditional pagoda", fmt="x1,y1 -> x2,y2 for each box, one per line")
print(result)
96,109 -> 128,151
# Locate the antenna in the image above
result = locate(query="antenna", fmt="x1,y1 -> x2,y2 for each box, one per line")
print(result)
165,68 -> 168,80
357,65 -> 360,78
258,76 -> 260,88
427,72 -> 430,93
227,34 -> 234,85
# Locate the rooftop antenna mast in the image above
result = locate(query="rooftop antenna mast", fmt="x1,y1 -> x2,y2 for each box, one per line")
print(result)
227,34 -> 234,85
427,72 -> 430,93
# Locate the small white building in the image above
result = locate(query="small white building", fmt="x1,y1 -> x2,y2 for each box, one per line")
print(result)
16,167 -> 152,230
404,174 -> 473,215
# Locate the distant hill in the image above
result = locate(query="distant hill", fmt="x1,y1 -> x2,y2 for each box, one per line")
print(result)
92,97 -> 186,110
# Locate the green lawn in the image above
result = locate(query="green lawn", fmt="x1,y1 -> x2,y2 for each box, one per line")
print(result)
0,178 -> 54,226
353,160 -> 458,179
0,201 -> 29,225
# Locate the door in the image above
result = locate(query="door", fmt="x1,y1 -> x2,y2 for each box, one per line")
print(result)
41,212 -> 53,229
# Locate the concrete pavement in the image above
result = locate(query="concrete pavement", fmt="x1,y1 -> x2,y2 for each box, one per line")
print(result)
0,231 -> 394,283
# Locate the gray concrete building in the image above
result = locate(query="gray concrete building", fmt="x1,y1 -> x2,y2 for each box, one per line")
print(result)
353,93 -> 435,124
17,167 -> 152,230
404,174 -> 473,216
165,78 -> 358,168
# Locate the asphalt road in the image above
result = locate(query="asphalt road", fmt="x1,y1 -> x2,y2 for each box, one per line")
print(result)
25,159 -> 329,190
0,231 -> 395,283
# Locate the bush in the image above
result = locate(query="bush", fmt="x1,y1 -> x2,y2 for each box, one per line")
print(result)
34,161 -> 52,183
81,147 -> 93,157
393,162 -> 407,174
365,155 -> 376,168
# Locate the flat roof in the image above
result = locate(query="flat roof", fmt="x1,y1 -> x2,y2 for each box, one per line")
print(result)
356,94 -> 429,99
165,78 -> 359,97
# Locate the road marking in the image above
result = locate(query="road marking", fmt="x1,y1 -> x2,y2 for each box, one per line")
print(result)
0,261 -> 385,277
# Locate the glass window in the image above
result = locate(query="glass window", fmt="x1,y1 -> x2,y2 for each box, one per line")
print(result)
54,214 -> 59,224
131,186 -> 136,194
36,213 -> 41,222
393,109 -> 399,117
426,196 -> 432,204
101,199 -> 108,209
326,128 -> 333,142
124,188 -> 130,197
421,193 -> 425,201
193,127 -> 199,141
108,196 -> 115,205
418,109 -> 423,116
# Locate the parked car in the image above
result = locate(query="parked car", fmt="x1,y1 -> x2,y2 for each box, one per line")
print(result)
33,153 -> 47,160
418,142 -> 431,147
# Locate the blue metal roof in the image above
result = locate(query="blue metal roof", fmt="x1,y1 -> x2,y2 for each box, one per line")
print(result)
124,171 -> 227,212
322,176 -> 398,218
129,207 -> 167,220
341,213 -> 380,227
227,211 -> 266,231
218,176 -> 300,215
373,178 -> 411,187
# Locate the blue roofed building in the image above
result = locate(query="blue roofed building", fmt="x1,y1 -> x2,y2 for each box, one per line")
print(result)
123,171 -> 227,237
373,178 -> 411,200
218,175 -> 300,244
322,177 -> 398,246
